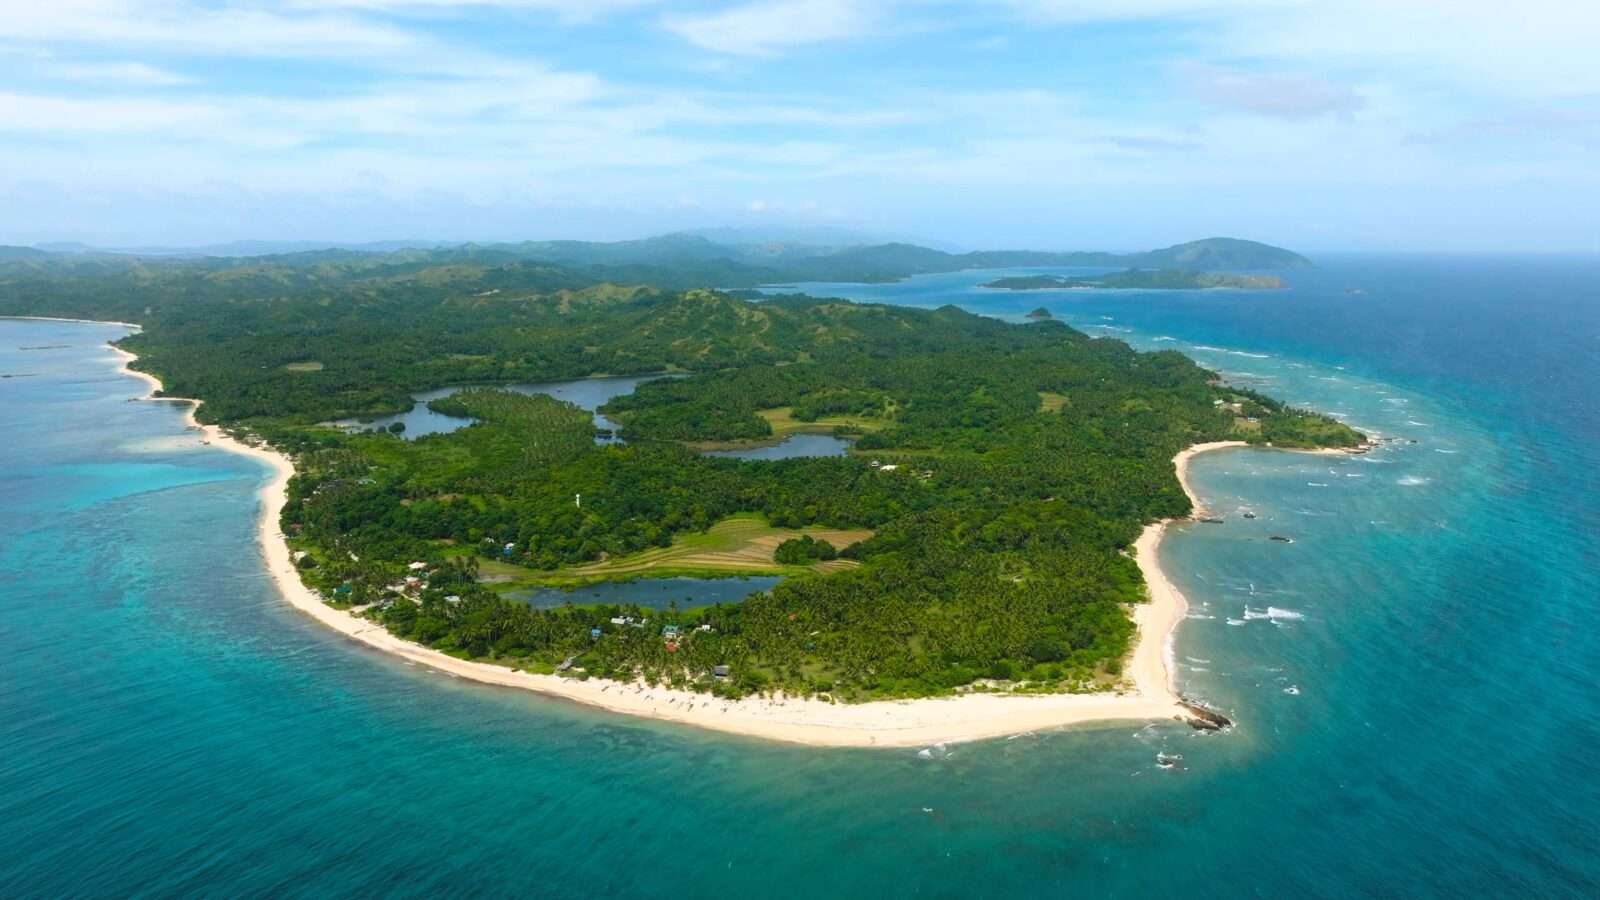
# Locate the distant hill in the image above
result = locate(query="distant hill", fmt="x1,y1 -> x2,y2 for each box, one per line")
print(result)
34,239 -> 449,258
5,234 -> 1310,294
1134,238 -> 1311,270
0,246 -> 53,261
446,234 -> 1310,284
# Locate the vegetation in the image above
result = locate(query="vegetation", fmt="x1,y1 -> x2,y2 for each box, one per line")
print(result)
0,241 -> 1359,701
774,535 -> 840,565
496,513 -> 869,585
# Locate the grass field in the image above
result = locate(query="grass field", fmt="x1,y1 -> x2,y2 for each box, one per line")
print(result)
684,406 -> 890,451
468,513 -> 872,588
757,405 -> 889,437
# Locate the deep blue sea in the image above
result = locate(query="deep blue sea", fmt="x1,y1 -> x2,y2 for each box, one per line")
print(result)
3,256 -> 1598,898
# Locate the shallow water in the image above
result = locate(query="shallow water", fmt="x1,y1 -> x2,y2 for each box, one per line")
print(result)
3,257 -> 1598,898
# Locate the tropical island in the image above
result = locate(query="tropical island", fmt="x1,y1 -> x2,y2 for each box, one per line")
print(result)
0,233 -> 1360,744
984,270 -> 1286,291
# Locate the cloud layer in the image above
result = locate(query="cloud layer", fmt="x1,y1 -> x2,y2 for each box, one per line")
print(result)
0,0 -> 1594,250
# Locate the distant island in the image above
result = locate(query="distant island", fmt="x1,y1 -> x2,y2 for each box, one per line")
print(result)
1025,307 -> 1053,319
0,234 -> 1310,291
984,270 -> 1286,291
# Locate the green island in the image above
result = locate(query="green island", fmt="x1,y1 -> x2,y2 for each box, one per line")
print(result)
983,270 -> 1287,291
0,235 -> 1359,702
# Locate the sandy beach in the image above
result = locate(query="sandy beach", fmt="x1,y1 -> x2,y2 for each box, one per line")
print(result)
93,325 -> 1242,747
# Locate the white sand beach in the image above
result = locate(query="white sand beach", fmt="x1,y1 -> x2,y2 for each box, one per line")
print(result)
101,330 -> 1242,748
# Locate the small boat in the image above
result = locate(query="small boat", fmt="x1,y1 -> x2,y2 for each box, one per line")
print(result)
1269,535 -> 1293,543
1156,752 -> 1182,769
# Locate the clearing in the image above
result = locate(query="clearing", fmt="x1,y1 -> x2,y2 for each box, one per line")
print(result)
475,513 -> 872,587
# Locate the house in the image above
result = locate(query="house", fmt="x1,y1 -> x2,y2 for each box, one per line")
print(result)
590,627 -> 603,639
445,595 -> 461,604
661,625 -> 681,638
713,664 -> 731,679
407,561 -> 428,571
609,616 -> 627,626
878,464 -> 899,472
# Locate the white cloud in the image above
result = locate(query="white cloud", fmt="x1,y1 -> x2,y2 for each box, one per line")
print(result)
1007,0 -> 1600,98
43,61 -> 193,86
664,0 -> 878,56
0,0 -> 1593,249
293,0 -> 657,23
0,1 -> 423,60
1180,63 -> 1362,120
1005,0 -> 1292,24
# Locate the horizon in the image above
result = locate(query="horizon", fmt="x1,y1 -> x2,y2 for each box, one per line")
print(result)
15,230 -> 1600,259
3,2 -> 1597,253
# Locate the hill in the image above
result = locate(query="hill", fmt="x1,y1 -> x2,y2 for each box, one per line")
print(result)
4,234 -> 1307,292
1135,238 -> 1311,270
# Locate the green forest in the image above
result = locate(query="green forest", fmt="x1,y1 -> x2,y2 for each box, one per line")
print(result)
0,244 -> 1361,701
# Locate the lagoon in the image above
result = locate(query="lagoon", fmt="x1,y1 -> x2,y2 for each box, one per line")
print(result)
328,374 -> 667,441
333,374 -> 857,460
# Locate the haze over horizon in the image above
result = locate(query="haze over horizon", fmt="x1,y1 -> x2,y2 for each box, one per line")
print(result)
3,1 -> 1596,253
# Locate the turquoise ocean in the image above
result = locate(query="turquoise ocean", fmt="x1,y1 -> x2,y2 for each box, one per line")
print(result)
3,256 -> 1597,897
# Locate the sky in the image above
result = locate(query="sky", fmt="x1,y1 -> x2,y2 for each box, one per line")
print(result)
1,0 -> 1596,252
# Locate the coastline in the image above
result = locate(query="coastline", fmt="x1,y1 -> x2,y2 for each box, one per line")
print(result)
90,323 -> 1235,748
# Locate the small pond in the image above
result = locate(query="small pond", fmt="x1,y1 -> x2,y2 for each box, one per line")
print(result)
701,432 -> 854,461
504,575 -> 783,610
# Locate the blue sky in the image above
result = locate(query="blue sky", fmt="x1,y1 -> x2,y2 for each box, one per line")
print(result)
1,1 -> 1596,251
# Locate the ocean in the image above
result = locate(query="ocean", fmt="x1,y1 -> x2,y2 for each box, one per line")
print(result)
2,256 -> 1597,897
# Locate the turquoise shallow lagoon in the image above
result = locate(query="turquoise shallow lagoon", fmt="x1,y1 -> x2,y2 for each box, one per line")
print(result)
3,256 -> 1598,897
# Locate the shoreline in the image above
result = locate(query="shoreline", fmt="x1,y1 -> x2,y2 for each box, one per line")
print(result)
8,314 -> 144,329
78,320 -> 1235,748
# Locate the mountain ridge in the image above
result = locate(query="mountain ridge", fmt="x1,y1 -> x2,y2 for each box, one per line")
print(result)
22,234 -> 1309,280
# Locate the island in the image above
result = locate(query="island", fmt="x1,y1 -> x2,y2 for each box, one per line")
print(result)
983,270 -> 1287,291
1025,307 -> 1053,319
0,235 -> 1362,745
